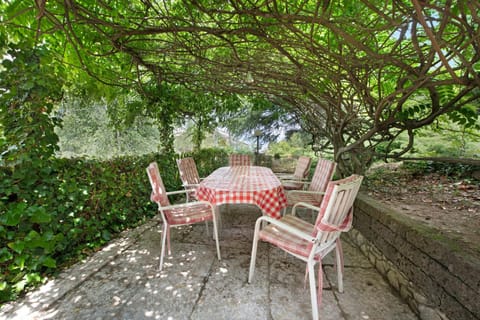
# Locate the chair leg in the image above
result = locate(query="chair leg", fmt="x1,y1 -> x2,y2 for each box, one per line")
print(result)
248,219 -> 262,283
335,241 -> 344,293
166,227 -> 172,255
307,261 -> 319,320
205,220 -> 209,236
311,208 -> 316,224
217,206 -> 223,231
159,223 -> 168,271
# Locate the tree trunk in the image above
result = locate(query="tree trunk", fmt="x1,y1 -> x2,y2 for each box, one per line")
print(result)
333,137 -> 374,177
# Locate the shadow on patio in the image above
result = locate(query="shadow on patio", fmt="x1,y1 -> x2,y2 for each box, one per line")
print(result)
1,205 -> 418,320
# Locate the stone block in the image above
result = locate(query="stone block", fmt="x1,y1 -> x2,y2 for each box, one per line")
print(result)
418,304 -> 445,320
387,269 -> 400,291
375,258 -> 388,275
399,283 -> 412,301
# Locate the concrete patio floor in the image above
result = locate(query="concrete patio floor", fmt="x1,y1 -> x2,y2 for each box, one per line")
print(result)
1,205 -> 419,320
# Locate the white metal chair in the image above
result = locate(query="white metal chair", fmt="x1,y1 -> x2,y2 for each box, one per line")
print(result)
146,162 -> 221,271
229,154 -> 252,166
278,156 -> 312,190
248,174 -> 363,320
176,157 -> 202,202
286,158 -> 337,208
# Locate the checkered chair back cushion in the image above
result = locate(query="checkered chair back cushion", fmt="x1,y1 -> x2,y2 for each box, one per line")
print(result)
177,157 -> 201,186
311,174 -> 363,242
146,162 -> 170,207
293,156 -> 312,180
308,159 -> 337,201
229,154 -> 252,166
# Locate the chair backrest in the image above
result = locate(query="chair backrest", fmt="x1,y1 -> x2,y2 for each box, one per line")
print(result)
146,162 -> 171,207
176,157 -> 201,186
229,154 -> 252,166
308,159 -> 337,201
292,156 -> 312,180
312,175 -> 363,245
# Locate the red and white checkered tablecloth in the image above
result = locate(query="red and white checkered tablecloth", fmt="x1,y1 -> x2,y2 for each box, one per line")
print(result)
196,166 -> 287,219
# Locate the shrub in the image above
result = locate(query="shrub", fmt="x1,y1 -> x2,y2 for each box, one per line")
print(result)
0,149 -> 228,303
0,153 -> 167,302
402,160 -> 480,179
179,147 -> 229,177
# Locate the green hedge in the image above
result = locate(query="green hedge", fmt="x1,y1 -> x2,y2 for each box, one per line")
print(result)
0,148 -> 227,304
179,148 -> 229,177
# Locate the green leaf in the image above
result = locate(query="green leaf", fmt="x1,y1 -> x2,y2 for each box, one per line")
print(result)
42,257 -> 56,268
7,241 -> 25,254
25,273 -> 42,284
13,255 -> 26,271
13,279 -> 27,293
24,230 -> 40,243
101,230 -> 111,241
22,81 -> 34,90
1,203 -> 27,226
0,248 -> 13,263
28,206 -> 51,224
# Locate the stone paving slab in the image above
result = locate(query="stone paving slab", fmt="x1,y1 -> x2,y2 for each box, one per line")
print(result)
1,205 -> 419,320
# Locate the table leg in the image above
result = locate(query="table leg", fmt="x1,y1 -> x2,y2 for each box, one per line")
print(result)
213,205 -> 223,240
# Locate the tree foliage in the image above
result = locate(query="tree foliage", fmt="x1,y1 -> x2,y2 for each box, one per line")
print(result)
2,0 -> 479,174
222,95 -> 300,145
267,132 -> 314,158
0,40 -> 64,166
56,95 -> 161,158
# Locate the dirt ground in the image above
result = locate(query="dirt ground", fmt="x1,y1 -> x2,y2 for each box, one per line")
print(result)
363,163 -> 480,251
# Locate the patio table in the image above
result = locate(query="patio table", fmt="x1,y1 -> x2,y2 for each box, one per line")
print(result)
196,166 -> 287,219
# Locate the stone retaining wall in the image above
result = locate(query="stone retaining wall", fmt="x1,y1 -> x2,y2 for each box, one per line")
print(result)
349,193 -> 480,320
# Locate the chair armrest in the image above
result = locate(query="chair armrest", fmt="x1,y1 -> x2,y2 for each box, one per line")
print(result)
254,215 -> 316,243
279,175 -> 309,180
281,179 -> 308,184
159,200 -> 214,211
276,172 -> 294,176
288,190 -> 326,196
157,189 -> 194,205
291,202 -> 320,216
276,174 -> 296,180
166,189 -> 189,196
